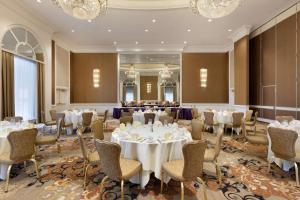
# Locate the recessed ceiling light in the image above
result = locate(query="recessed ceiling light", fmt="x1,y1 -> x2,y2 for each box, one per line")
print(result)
208,19 -> 212,22
88,19 -> 92,23
71,29 -> 75,33
113,41 -> 117,45
184,41 -> 187,44
187,29 -> 191,32
135,41 -> 139,45
161,41 -> 164,44
108,29 -> 112,32
228,29 -> 232,32
152,19 -> 156,23
36,0 -> 42,3
144,29 -> 149,32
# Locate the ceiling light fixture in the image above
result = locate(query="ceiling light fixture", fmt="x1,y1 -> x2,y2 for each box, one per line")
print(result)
187,29 -> 192,32
113,41 -> 117,45
144,29 -> 149,32
37,0 -> 42,3
161,41 -> 164,44
159,65 -> 173,79
208,18 -> 212,22
152,19 -> 156,23
184,41 -> 187,44
125,65 -> 139,79
88,19 -> 92,23
228,29 -> 232,32
135,41 -> 139,45
71,29 -> 75,32
52,0 -> 107,20
108,29 -> 112,32
190,0 -> 241,18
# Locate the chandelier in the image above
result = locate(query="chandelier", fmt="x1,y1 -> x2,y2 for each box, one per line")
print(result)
125,65 -> 139,79
190,0 -> 241,18
159,66 -> 173,79
52,0 -> 107,20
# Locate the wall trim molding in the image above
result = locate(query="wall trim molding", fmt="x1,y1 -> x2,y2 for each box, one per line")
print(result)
229,25 -> 251,43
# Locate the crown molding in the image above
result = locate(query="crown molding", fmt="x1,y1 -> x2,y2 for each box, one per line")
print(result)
228,25 -> 252,43
108,0 -> 189,10
183,44 -> 231,53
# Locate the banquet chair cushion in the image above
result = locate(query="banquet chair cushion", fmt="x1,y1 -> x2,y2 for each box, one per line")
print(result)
162,160 -> 184,180
120,158 -> 142,180
35,135 -> 57,145
245,135 -> 268,145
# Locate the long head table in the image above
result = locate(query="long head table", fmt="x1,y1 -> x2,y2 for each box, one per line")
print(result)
113,107 -> 193,120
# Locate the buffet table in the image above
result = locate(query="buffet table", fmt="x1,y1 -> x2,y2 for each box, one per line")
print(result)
111,122 -> 192,187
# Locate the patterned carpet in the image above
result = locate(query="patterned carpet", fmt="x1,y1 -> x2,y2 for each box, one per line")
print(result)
0,127 -> 300,200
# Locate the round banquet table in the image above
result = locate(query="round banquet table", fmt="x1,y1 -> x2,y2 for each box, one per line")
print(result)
63,109 -> 97,129
0,121 -> 45,180
132,110 -> 168,124
267,120 -> 300,171
212,110 -> 234,125
111,124 -> 193,188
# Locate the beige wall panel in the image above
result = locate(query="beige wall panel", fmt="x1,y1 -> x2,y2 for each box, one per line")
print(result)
249,36 -> 261,105
261,27 -> 275,86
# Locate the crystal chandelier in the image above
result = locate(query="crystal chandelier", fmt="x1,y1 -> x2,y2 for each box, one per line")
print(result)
159,66 -> 173,79
52,0 -> 107,20
125,65 -> 139,79
190,0 -> 241,18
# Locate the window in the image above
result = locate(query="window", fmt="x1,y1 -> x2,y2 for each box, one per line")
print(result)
164,87 -> 174,102
125,86 -> 134,102
14,56 -> 38,121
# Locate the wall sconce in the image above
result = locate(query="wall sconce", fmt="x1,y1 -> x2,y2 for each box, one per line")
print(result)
146,82 -> 152,93
200,68 -> 207,88
93,69 -> 100,88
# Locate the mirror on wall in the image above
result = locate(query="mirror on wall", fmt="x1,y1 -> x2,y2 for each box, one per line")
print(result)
119,54 -> 180,107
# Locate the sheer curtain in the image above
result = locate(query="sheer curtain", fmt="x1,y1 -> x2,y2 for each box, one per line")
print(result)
164,87 -> 174,102
14,56 -> 37,121
125,86 -> 134,102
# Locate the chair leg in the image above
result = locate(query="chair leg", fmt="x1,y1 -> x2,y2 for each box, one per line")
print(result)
24,161 -> 27,173
99,175 -> 109,200
121,179 -> 125,200
180,182 -> 184,200
295,162 -> 299,186
30,158 -> 40,179
160,170 -> 164,193
196,177 -> 207,200
5,165 -> 12,192
57,143 -> 61,153
83,163 -> 91,190
214,161 -> 222,185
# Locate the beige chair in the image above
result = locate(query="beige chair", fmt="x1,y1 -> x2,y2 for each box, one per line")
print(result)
45,109 -> 57,126
94,140 -> 142,199
171,110 -> 180,123
121,111 -> 131,117
204,129 -> 223,184
159,115 -> 173,124
35,118 -> 63,153
56,113 -> 73,134
128,108 -> 134,116
77,129 -> 101,189
245,111 -> 258,132
161,140 -> 208,200
226,112 -> 244,136
245,110 -> 253,122
165,108 -> 171,116
82,112 -> 93,130
275,116 -> 294,123
192,108 -> 200,119
268,127 -> 300,186
144,113 -> 156,124
0,129 -> 39,192
242,122 -> 268,145
191,119 -> 204,140
91,119 -> 104,140
204,112 -> 218,132
4,116 -> 23,122
119,116 -> 133,124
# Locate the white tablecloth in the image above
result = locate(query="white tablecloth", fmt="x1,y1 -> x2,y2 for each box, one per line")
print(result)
111,123 -> 192,187
267,120 -> 300,171
132,110 -> 167,124
63,109 -> 97,129
0,121 -> 45,180
212,110 -> 234,124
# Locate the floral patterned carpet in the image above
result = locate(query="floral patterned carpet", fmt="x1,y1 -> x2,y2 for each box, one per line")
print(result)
0,128 -> 300,200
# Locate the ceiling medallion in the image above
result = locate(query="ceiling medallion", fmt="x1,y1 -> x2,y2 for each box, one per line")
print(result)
52,0 -> 107,20
190,0 -> 241,18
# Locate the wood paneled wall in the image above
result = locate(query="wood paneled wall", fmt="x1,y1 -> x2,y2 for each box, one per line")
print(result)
234,36 -> 249,105
249,14 -> 299,119
140,76 -> 158,100
70,53 -> 118,103
182,53 -> 229,103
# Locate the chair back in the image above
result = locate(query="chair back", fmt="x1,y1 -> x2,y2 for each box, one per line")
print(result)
49,109 -> 57,121
77,129 -> 89,161
276,116 -> 294,123
56,118 -> 63,139
204,112 -> 214,126
103,110 -> 109,122
4,116 -> 23,122
121,111 -> 131,117
213,129 -> 223,160
191,119 -> 204,140
91,119 -> 104,140
182,140 -> 207,180
268,127 -> 298,160
159,115 -> 173,124
232,112 -> 244,127
144,113 -> 156,124
128,108 -> 134,116
120,116 -> 133,124
253,111 -> 258,123
245,110 -> 253,122
7,128 -> 37,162
56,113 -> 66,127
192,108 -> 199,119
94,140 -> 122,181
82,112 -> 93,127
165,108 -> 171,116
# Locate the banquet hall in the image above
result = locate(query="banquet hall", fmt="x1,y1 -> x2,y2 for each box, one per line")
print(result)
1,0 -> 300,199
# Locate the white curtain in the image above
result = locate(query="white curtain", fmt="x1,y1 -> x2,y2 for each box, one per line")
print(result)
14,56 -> 37,121
164,87 -> 174,102
125,86 -> 134,102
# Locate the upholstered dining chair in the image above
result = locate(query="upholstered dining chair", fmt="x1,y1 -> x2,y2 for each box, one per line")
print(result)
128,108 -> 135,116
0,128 -> 39,192
245,111 -> 258,132
4,116 -> 23,122
268,127 -> 300,186
91,119 -> 104,140
144,113 -> 156,124
35,118 -> 63,154
242,122 -> 268,145
192,108 -> 200,119
204,112 -> 218,132
161,140 -> 208,200
82,112 -> 93,131
56,113 -> 73,134
94,140 -> 142,200
204,129 -> 223,184
77,129 -> 101,190
119,116 -> 133,124
121,111 -> 131,117
275,116 -> 295,123
245,110 -> 253,122
165,108 -> 172,116
159,115 -> 173,124
226,112 -> 244,136
191,119 -> 204,140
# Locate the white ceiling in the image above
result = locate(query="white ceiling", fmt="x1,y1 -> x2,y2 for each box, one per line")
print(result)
9,0 -> 299,51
